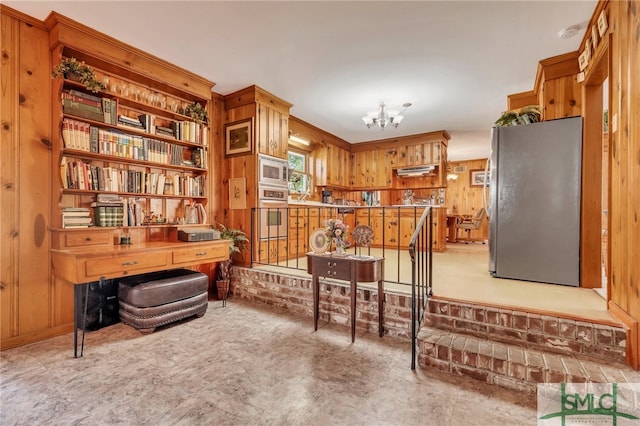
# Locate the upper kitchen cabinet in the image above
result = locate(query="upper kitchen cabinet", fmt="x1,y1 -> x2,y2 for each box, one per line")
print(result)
349,148 -> 392,189
508,52 -> 581,121
371,130 -> 450,189
225,85 -> 292,160
289,116 -> 351,189
315,143 -> 350,188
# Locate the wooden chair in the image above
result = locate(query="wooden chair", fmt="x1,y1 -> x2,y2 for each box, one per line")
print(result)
455,208 -> 487,243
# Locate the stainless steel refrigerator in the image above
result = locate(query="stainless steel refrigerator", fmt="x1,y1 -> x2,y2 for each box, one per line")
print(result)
488,117 -> 583,286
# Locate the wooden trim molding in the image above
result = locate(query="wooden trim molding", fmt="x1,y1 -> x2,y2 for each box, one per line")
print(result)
609,301 -> 639,370
0,4 -> 47,29
44,12 -> 214,99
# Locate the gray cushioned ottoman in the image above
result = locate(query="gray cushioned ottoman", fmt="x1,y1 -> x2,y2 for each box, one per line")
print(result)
118,269 -> 208,333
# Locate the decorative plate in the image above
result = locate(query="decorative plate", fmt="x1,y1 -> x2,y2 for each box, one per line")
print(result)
309,228 -> 330,254
352,225 -> 374,248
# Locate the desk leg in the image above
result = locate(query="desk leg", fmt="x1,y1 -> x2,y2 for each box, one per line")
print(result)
73,283 -> 89,358
313,274 -> 319,331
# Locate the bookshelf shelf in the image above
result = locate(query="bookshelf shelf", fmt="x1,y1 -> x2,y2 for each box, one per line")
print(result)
61,188 -> 207,200
61,149 -> 207,173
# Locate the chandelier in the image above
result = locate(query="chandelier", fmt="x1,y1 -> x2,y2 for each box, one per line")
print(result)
362,102 -> 411,129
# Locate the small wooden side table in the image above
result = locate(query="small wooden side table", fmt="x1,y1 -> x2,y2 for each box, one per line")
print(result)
306,252 -> 385,342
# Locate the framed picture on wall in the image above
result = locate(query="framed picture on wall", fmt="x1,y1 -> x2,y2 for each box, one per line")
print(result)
470,169 -> 490,187
225,118 -> 253,157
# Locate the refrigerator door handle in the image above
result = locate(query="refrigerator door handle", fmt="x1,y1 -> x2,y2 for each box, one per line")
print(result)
483,155 -> 491,213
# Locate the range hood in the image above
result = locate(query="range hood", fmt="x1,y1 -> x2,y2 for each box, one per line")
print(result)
395,165 -> 436,177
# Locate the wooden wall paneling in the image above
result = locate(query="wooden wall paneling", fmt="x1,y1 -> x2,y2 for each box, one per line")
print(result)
612,0 -> 640,368
208,93 -> 226,227
18,19 -> 54,334
592,0 -> 640,370
626,0 -> 640,366
1,12 -> 20,343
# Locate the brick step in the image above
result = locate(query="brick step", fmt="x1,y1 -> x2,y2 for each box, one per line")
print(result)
417,326 -> 640,394
426,298 -> 627,365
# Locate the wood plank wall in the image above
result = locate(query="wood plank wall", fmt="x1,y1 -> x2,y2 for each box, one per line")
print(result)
443,159 -> 488,216
0,9 -> 72,348
605,0 -> 640,369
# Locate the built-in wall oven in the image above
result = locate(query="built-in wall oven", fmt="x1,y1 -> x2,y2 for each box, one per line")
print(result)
258,184 -> 288,240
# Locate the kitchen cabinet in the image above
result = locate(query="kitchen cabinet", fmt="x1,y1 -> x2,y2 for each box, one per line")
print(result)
257,104 -> 288,159
350,149 -> 391,189
288,207 -> 309,258
258,238 -> 288,264
314,143 -> 350,188
354,207 -> 446,252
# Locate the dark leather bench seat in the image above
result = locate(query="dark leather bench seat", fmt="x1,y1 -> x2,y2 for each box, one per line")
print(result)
118,269 -> 208,333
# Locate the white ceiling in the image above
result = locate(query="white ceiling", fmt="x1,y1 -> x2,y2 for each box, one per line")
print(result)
6,1 -> 596,161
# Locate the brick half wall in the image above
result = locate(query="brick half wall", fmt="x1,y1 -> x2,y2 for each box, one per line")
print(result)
231,267 -> 412,339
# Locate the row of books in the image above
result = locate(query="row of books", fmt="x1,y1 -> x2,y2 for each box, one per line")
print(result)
62,89 -> 117,125
135,114 -> 207,145
61,157 -> 207,197
92,198 -> 150,227
62,89 -> 208,145
62,118 -> 207,169
92,202 -> 124,227
61,207 -> 92,228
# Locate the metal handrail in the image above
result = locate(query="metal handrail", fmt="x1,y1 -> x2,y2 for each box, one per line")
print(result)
251,205 -> 429,285
408,206 -> 433,370
251,204 -> 434,370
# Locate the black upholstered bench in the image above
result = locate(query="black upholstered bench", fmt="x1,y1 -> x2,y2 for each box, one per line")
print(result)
118,269 -> 209,333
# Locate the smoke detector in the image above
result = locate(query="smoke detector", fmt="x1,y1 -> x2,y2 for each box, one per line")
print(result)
559,25 -> 581,39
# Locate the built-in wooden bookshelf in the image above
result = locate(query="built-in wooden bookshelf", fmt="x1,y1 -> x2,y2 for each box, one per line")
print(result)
50,40 -> 213,230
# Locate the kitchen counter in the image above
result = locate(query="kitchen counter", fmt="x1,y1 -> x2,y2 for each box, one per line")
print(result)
390,204 -> 444,208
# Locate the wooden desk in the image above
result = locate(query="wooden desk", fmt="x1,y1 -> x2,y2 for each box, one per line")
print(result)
51,239 -> 229,357
306,253 -> 384,342
447,215 -> 460,243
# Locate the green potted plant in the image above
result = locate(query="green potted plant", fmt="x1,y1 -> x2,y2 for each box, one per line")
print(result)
51,57 -> 106,93
494,104 -> 541,127
181,101 -> 209,124
216,224 -> 248,303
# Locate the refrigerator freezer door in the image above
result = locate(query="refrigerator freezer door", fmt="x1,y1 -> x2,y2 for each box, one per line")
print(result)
491,117 -> 582,286
488,129 -> 498,275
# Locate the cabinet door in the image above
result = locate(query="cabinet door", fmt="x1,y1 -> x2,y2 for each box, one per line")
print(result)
375,149 -> 392,187
259,239 -> 287,263
326,145 -> 338,186
330,145 -> 350,187
399,216 -> 416,247
383,215 -> 400,247
256,105 -> 269,155
257,105 -> 288,159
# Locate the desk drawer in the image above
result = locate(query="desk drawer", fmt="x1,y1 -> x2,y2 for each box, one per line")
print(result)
172,245 -> 227,265
317,258 -> 351,280
64,231 -> 111,248
85,252 -> 168,277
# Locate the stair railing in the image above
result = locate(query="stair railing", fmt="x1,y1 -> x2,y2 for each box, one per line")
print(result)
408,206 -> 433,370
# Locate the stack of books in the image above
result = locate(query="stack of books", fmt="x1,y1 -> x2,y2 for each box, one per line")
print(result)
117,115 -> 144,130
92,194 -> 125,227
62,207 -> 92,228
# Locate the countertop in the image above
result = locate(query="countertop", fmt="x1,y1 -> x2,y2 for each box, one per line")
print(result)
287,200 -> 444,209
